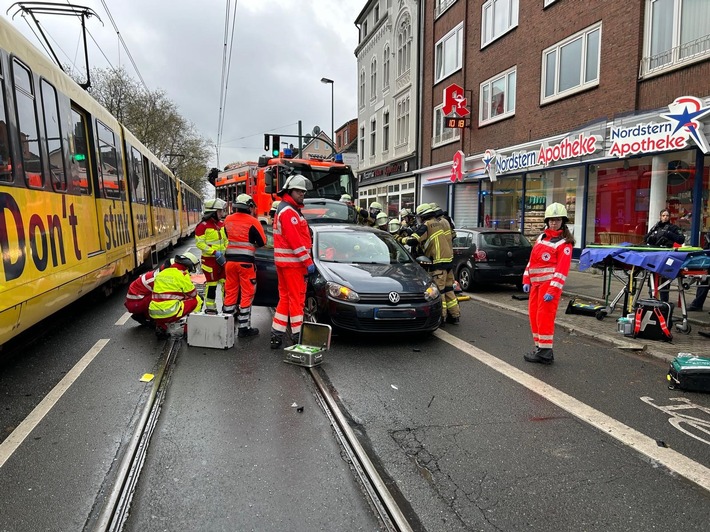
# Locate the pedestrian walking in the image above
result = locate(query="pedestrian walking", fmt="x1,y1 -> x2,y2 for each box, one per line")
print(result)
522,202 -> 574,365
222,194 -> 267,337
270,174 -> 315,349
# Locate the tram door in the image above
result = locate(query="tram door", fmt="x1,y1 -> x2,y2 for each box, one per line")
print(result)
69,107 -> 105,256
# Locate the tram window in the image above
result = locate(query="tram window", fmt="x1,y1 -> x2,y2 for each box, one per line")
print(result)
69,108 -> 91,195
0,75 -> 11,183
130,146 -> 147,204
12,59 -> 43,189
96,120 -> 122,199
40,80 -> 67,192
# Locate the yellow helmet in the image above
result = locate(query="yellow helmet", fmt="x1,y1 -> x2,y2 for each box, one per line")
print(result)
270,200 -> 281,210
375,212 -> 389,227
175,252 -> 200,272
544,202 -> 568,223
204,198 -> 227,213
415,203 -> 433,216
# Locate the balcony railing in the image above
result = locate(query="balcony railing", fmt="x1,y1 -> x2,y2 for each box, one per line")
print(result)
639,33 -> 710,77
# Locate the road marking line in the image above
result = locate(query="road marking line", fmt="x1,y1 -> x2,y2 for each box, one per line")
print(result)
436,330 -> 710,493
0,339 -> 110,469
116,312 -> 132,326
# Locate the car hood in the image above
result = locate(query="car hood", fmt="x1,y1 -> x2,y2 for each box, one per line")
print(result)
319,261 -> 432,293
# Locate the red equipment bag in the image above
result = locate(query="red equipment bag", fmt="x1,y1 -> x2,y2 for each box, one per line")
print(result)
633,298 -> 673,341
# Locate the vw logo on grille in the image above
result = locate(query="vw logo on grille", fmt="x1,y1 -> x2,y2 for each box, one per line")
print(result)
507,251 -> 513,257
388,291 -> 401,304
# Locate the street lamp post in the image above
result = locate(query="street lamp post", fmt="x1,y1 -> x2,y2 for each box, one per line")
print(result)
320,77 -> 334,149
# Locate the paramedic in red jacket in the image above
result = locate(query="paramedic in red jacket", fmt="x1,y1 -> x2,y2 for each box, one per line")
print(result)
124,259 -> 172,325
521,202 -> 574,365
270,174 -> 314,349
222,193 -> 267,338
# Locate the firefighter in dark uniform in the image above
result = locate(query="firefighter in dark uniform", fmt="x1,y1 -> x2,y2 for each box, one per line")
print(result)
357,201 -> 383,226
407,204 -> 461,325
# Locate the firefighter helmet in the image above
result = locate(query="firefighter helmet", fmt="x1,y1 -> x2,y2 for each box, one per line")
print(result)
279,174 -> 313,195
369,202 -> 383,211
204,198 -> 227,213
544,202 -> 569,223
399,208 -> 412,218
415,203 -> 433,216
388,219 -> 401,234
235,193 -> 254,212
270,200 -> 281,211
375,212 -> 389,228
339,194 -> 352,203
175,252 -> 200,273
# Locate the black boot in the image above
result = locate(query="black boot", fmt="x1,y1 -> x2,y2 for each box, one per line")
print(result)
238,327 -> 259,338
523,347 -> 540,361
270,334 -> 283,349
446,315 -> 460,324
525,348 -> 554,365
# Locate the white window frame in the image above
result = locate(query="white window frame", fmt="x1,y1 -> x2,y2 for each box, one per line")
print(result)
543,0 -> 558,7
435,23 -> 464,83
359,70 -> 366,109
479,66 -> 516,125
370,117 -> 377,157
397,16 -> 411,78
541,22 -> 601,104
640,0 -> 710,77
383,46 -> 390,91
370,57 -> 377,101
395,95 -> 410,147
382,110 -> 390,152
359,126 -> 365,160
432,104 -> 461,147
481,0 -> 519,48
435,0 -> 458,19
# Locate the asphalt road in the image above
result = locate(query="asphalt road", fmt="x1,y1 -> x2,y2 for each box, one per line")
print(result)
1,277 -> 710,531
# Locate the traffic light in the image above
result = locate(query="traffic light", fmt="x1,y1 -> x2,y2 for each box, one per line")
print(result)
263,134 -> 270,152
271,135 -> 280,157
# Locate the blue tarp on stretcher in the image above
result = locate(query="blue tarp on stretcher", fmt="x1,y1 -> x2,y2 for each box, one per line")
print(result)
579,245 -> 708,279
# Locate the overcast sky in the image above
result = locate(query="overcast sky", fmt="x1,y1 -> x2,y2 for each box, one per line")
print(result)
2,0 -> 362,169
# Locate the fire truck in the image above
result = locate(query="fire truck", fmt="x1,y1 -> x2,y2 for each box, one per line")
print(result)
214,152 -> 357,224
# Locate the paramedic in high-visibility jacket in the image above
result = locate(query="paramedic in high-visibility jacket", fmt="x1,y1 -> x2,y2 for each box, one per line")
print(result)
521,202 -> 574,365
222,193 -> 267,337
195,198 -> 227,314
270,174 -> 314,349
124,258 -> 172,325
149,253 -> 203,336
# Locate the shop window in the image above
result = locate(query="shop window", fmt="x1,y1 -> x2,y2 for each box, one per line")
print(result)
482,175 -> 523,232
524,168 -> 581,245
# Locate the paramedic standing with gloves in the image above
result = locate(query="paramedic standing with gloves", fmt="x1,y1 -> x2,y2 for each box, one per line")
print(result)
522,203 -> 574,365
195,198 -> 227,314
270,174 -> 315,349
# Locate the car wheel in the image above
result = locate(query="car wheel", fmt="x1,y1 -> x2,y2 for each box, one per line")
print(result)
303,293 -> 319,323
458,266 -> 473,291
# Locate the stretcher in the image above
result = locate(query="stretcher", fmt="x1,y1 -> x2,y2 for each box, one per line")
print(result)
579,245 -> 710,335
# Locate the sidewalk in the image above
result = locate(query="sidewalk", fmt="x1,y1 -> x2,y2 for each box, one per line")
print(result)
471,262 -> 710,363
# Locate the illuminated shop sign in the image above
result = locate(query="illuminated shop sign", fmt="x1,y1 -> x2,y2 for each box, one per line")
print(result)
608,96 -> 710,157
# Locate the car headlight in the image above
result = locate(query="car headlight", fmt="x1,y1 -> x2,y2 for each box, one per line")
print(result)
424,282 -> 440,301
327,281 -> 360,302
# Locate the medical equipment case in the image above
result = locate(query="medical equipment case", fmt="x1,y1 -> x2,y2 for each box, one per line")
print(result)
668,354 -> 710,392
283,323 -> 331,367
187,312 -> 235,349
633,298 -> 674,341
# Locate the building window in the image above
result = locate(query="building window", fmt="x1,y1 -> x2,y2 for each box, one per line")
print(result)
641,0 -> 710,76
396,96 -> 410,146
374,5 -> 379,21
435,0 -> 457,18
435,23 -> 463,83
363,21 -> 368,38
433,104 -> 460,146
383,46 -> 390,91
397,15 -> 411,77
383,111 -> 390,152
481,0 -> 519,47
343,129 -> 349,145
370,118 -> 377,157
541,22 -> 601,103
370,57 -> 377,100
544,0 -> 558,6
359,126 -> 365,160
480,66 -> 516,125
359,70 -> 365,108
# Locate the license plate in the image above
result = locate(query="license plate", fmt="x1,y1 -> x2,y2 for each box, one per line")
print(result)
374,308 -> 417,319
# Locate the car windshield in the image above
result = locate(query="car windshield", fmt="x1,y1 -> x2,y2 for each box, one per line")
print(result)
316,231 -> 413,264
302,200 -> 358,223
481,232 -> 532,247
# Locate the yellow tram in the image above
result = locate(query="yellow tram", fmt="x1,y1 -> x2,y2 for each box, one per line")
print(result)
0,17 -> 201,347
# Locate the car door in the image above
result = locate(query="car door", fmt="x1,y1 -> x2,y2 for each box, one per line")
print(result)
253,222 -> 279,307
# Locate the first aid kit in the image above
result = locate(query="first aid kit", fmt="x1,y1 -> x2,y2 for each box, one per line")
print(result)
187,312 -> 235,349
283,322 -> 331,367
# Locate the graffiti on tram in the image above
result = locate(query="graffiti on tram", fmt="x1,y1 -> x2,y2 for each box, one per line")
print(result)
0,191 -> 134,281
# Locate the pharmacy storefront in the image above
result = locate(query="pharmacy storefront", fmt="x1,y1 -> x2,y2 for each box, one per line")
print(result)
428,96 -> 710,252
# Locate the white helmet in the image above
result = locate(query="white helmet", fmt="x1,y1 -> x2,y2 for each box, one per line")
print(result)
204,198 -> 227,213
388,219 -> 401,234
175,252 -> 200,273
339,194 -> 352,203
544,202 -> 569,223
235,193 -> 254,212
375,212 -> 388,228
279,174 -> 313,194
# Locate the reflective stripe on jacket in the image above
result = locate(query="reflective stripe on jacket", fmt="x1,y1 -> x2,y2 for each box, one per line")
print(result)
195,217 -> 226,258
149,265 -> 198,319
223,212 -> 267,263
273,196 -> 313,269
412,217 -> 453,267
125,270 -> 156,300
523,228 -> 573,297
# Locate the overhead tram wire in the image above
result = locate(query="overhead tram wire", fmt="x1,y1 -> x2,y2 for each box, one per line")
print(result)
99,0 -> 148,91
215,0 -> 239,166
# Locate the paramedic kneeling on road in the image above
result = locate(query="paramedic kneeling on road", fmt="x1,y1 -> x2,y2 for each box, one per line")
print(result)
149,253 -> 203,336
522,203 -> 574,365
270,174 -> 315,349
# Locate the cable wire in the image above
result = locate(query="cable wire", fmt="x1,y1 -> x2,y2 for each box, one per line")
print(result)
215,0 -> 239,166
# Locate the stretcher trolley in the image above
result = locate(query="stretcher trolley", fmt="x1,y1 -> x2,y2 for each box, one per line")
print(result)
579,245 -> 710,335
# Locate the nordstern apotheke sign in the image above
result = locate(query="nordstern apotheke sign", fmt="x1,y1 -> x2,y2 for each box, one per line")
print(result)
607,96 -> 710,157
